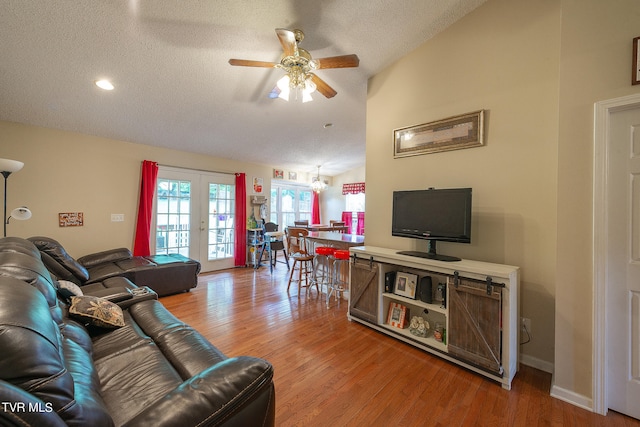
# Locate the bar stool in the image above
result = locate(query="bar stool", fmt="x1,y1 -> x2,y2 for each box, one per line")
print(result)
328,249 -> 350,307
313,246 -> 335,295
285,227 -> 317,297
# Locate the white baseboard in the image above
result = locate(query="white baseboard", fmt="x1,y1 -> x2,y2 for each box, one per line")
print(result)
550,382 -> 593,412
520,353 -> 554,374
518,354 -> 594,412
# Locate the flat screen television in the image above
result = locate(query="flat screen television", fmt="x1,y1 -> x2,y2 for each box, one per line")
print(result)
392,187 -> 472,262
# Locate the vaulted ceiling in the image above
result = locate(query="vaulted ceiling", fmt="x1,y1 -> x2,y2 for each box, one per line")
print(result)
0,0 -> 486,176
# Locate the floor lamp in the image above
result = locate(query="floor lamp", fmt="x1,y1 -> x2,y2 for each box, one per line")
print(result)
0,158 -> 30,237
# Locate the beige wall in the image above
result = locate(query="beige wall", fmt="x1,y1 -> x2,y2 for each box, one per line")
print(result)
321,165 -> 366,224
366,0 -> 640,405
555,0 -> 640,402
367,0 -> 560,371
0,120 -> 274,258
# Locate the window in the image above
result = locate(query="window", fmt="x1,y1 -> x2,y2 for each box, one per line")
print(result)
156,179 -> 191,257
207,183 -> 235,260
271,183 -> 312,227
345,193 -> 365,234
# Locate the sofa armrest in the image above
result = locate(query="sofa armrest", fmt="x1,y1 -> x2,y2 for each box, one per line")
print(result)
78,248 -> 132,268
0,379 -> 68,427
123,357 -> 275,427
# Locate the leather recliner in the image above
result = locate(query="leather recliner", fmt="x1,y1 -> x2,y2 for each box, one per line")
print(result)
0,237 -> 275,426
28,236 -> 201,296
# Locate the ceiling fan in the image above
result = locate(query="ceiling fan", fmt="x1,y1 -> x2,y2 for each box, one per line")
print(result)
229,28 -> 360,102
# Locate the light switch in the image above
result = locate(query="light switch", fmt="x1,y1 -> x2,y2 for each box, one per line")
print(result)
111,214 -> 124,222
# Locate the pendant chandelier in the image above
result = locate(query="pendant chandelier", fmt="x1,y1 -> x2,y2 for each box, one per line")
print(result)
311,165 -> 327,193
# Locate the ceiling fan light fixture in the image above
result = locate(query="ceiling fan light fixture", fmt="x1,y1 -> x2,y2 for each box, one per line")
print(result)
302,90 -> 313,103
302,77 -> 316,103
276,75 -> 290,101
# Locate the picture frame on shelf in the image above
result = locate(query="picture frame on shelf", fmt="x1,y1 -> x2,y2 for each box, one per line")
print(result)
393,271 -> 418,299
387,302 -> 409,328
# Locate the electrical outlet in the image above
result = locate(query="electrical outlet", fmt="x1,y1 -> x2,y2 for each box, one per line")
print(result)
111,214 -> 124,222
521,317 -> 532,338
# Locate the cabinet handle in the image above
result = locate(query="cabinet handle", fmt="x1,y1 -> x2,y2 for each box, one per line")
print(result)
453,271 -> 460,288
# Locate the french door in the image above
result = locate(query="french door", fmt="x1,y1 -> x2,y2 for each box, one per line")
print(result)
153,166 -> 235,272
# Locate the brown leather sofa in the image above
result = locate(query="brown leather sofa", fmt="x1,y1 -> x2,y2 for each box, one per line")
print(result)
28,236 -> 200,296
0,237 -> 275,426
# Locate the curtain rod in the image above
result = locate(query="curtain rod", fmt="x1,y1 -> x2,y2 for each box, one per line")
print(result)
157,163 -> 237,176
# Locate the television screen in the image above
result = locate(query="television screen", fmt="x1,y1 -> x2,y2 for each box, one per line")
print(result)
392,188 -> 472,261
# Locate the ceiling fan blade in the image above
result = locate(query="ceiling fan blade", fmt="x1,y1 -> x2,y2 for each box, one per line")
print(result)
275,28 -> 297,57
228,59 -> 278,68
310,74 -> 337,98
314,54 -> 360,69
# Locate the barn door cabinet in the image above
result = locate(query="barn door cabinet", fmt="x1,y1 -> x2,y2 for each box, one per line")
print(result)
348,246 -> 519,390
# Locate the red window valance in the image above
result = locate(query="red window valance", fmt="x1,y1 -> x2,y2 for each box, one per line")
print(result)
342,182 -> 365,195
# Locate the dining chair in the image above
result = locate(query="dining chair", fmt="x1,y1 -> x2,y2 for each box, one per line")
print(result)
260,222 -> 289,273
329,220 -> 346,233
285,227 -> 317,297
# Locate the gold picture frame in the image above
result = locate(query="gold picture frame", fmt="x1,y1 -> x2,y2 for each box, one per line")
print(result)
633,36 -> 640,85
393,110 -> 484,158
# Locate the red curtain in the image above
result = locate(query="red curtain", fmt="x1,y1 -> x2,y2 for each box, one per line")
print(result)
312,191 -> 321,224
341,211 -> 352,234
234,173 -> 247,267
133,160 -> 159,256
356,212 -> 365,235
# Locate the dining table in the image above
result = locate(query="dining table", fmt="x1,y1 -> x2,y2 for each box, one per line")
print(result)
302,224 -> 349,232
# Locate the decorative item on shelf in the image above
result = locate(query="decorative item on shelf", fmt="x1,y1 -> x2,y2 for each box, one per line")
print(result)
311,165 -> 327,193
384,271 -> 396,293
435,282 -> 447,308
0,158 -> 31,237
434,322 -> 446,344
247,211 -> 258,229
393,271 -> 418,299
387,302 -> 409,329
409,316 -> 430,338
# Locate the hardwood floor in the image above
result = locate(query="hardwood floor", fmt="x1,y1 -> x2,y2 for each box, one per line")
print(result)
160,266 -> 639,427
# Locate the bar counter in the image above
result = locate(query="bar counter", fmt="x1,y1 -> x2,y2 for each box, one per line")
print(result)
304,231 -> 365,248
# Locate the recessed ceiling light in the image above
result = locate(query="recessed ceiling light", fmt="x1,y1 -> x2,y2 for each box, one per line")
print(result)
95,79 -> 114,91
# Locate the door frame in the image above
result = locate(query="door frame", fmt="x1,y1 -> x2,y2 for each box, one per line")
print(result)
593,92 -> 640,415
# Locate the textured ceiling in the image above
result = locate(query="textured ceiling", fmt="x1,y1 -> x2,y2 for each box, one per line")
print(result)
0,0 -> 486,176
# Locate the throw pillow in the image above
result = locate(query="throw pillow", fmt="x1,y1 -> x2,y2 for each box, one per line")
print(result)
69,295 -> 125,329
